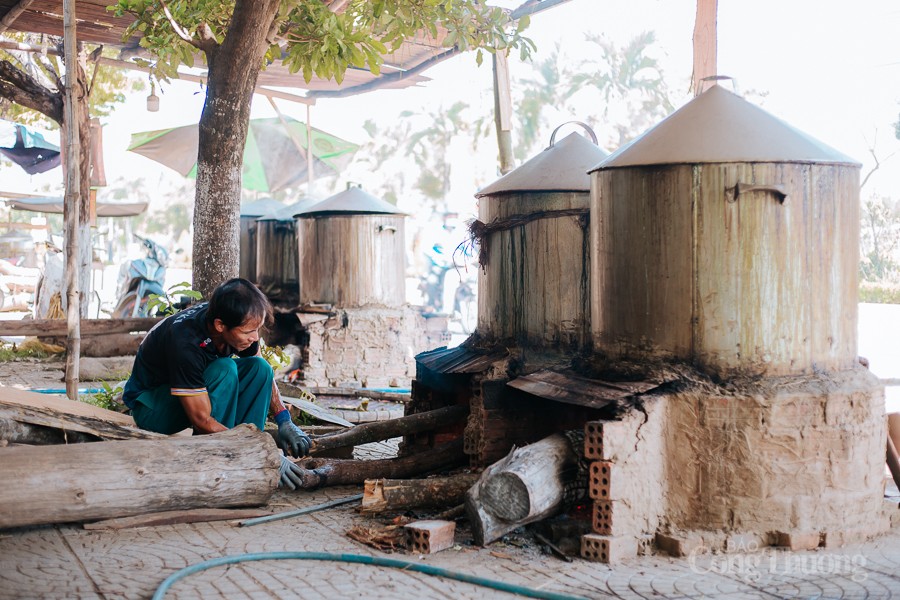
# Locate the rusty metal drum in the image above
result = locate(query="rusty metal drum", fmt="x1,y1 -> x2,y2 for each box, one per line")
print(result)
590,85 -> 861,376
294,187 -> 406,308
475,126 -> 607,351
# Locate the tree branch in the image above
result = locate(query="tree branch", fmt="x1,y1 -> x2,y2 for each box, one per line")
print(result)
325,0 -> 351,13
34,53 -> 62,90
196,22 -> 218,55
157,0 -> 205,50
860,129 -> 900,190
0,60 -> 63,123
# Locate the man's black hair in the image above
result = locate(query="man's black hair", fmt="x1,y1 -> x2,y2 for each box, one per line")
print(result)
206,278 -> 273,329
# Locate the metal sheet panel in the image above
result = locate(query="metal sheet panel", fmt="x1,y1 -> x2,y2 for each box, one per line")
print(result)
594,85 -> 859,170
506,369 -> 661,409
477,132 -> 607,196
415,346 -> 508,374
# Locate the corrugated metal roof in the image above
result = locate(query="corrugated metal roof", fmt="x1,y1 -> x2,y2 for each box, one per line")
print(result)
506,369 -> 661,410
593,85 -> 860,170
415,345 -> 509,374
258,198 -> 319,221
240,198 -> 285,218
294,187 -> 406,217
476,132 -> 608,197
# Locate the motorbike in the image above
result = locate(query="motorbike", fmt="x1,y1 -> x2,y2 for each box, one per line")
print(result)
112,234 -> 169,318
418,239 -> 477,334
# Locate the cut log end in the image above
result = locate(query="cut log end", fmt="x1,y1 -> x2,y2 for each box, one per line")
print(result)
482,472 -> 530,521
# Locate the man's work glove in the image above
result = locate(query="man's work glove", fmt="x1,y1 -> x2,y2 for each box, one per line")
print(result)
279,455 -> 304,490
274,409 -> 312,458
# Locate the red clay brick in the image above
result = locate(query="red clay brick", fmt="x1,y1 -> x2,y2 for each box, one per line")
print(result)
405,520 -> 456,554
589,461 -> 613,500
581,533 -> 637,563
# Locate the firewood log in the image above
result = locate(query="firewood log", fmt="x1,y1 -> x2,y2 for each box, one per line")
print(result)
310,405 -> 467,451
465,433 -> 577,545
0,424 -> 278,529
361,474 -> 480,513
289,439 -> 465,490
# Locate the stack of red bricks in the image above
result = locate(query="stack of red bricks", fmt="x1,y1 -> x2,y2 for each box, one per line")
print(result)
581,419 -> 638,563
579,409 -> 673,564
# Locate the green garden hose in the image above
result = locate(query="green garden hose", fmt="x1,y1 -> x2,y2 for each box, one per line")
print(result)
152,551 -> 590,600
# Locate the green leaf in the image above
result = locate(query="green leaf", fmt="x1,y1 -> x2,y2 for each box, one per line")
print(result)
516,13 -> 530,34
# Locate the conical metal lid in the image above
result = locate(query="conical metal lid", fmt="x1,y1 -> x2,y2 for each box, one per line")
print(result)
593,85 -> 859,171
240,197 -> 284,217
477,132 -> 608,197
258,197 -> 319,221
294,186 -> 405,217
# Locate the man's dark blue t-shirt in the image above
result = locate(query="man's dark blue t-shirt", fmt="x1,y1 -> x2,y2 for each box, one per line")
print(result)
122,302 -> 259,409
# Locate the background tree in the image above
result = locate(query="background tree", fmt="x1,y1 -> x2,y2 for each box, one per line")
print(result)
860,195 -> 900,284
0,35 -> 141,316
113,0 -> 533,297
0,34 -> 143,126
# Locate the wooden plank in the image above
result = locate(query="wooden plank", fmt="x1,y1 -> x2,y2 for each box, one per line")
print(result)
83,507 -> 274,530
0,405 -> 156,441
0,385 -> 134,426
0,317 -> 161,337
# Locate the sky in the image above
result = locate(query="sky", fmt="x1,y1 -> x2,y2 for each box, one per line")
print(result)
4,0 -> 900,203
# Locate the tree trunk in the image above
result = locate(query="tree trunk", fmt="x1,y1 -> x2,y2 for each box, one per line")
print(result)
0,418 -> 97,445
192,0 -> 280,297
311,405 -> 468,452
466,433 -> 576,545
290,439 -> 465,490
0,424 -> 278,529
361,473 -> 480,514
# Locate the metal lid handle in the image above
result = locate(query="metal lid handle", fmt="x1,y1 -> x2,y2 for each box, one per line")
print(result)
549,121 -> 598,147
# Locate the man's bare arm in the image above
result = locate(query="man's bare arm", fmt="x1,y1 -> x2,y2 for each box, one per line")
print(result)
178,393 -> 227,434
269,380 -> 287,417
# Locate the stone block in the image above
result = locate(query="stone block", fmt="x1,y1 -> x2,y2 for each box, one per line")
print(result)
775,530 -> 821,551
655,532 -> 704,557
406,520 -> 455,554
821,517 -> 891,548
580,533 -> 637,564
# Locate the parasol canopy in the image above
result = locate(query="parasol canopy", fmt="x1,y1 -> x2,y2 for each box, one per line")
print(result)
0,120 -> 61,175
127,117 -> 359,193
4,196 -> 148,217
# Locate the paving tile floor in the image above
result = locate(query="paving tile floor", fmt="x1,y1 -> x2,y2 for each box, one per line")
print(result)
1,485 -> 899,600
1,358 -> 900,599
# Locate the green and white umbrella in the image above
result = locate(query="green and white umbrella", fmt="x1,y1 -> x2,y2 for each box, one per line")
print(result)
127,117 -> 359,193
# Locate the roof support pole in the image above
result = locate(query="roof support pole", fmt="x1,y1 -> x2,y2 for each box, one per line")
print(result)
62,0 -> 82,399
0,0 -> 36,36
306,103 -> 314,193
691,0 -> 718,95
492,50 -> 514,175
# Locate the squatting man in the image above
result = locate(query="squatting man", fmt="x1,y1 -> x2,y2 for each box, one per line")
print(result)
122,277 -> 310,489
